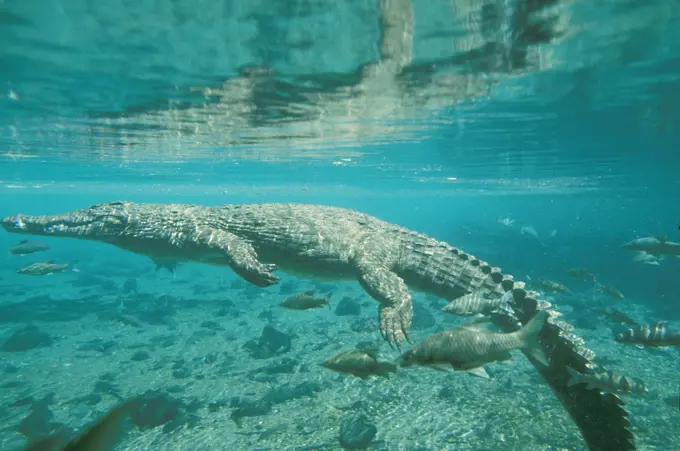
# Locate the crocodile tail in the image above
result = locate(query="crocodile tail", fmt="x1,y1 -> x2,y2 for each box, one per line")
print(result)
495,278 -> 637,451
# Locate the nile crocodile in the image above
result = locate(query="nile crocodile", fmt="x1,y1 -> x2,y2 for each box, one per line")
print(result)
1,201 -> 635,451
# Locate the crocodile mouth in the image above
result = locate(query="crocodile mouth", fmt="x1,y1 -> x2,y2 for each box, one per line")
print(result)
2,212 -> 124,238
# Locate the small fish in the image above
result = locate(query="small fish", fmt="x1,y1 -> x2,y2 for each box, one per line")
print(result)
496,217 -> 515,227
21,398 -> 135,451
280,290 -> 332,310
593,308 -> 638,326
623,235 -> 680,257
566,366 -> 648,395
399,310 -> 550,378
534,279 -> 569,293
546,229 -> 557,239
631,251 -> 662,266
615,322 -> 680,347
323,347 -> 397,379
17,260 -> 70,276
9,239 -> 49,255
150,258 -> 180,273
567,268 -> 596,282
520,225 -> 539,239
597,283 -> 625,300
442,290 -> 513,316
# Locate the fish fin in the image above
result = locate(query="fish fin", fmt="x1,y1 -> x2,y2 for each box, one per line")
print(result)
429,363 -> 456,372
493,291 -> 515,314
303,290 -> 315,295
64,398 -> 136,450
19,240 -> 28,244
378,362 -> 398,376
585,383 -> 600,391
526,347 -> 549,367
361,345 -> 379,359
518,310 -> 550,365
327,292 -> 332,309
566,367 -> 581,387
655,235 -> 668,243
464,366 -> 490,379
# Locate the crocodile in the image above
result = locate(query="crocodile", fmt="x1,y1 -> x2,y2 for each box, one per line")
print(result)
1,201 -> 636,451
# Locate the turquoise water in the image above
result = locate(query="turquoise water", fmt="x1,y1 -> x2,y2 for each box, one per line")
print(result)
1,1 -> 679,450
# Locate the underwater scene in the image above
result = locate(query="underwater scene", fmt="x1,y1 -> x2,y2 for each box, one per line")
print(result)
1,0 -> 679,450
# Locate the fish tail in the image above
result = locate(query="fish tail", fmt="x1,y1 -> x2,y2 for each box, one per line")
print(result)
566,366 -> 582,387
378,362 -> 398,376
518,310 -> 550,366
65,397 -> 137,449
494,290 -> 514,314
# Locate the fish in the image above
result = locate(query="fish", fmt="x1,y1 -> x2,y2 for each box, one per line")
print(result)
9,240 -> 50,255
631,251 -> 662,265
280,290 -> 332,310
566,268 -> 596,282
546,229 -> 557,239
520,225 -> 539,239
566,366 -> 648,395
16,260 -> 70,276
593,308 -> 638,326
623,235 -> 680,257
323,346 -> 397,379
534,279 -> 569,293
150,258 -> 179,273
442,290 -> 514,316
20,398 -> 135,451
496,217 -> 515,227
615,321 -> 680,347
597,283 -> 625,300
398,310 -> 550,378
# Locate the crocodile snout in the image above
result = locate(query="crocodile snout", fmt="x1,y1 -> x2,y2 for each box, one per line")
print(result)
1,215 -> 24,232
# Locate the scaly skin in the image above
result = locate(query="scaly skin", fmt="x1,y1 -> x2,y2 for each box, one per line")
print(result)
1,201 -> 636,451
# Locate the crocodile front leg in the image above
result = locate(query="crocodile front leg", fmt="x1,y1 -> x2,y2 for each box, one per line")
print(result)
196,228 -> 280,287
355,258 -> 413,349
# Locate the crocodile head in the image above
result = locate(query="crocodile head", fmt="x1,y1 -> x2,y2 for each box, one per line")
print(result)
2,201 -> 132,240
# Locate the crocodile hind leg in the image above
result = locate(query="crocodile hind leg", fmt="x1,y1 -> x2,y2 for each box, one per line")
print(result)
355,260 -> 413,349
196,228 -> 280,287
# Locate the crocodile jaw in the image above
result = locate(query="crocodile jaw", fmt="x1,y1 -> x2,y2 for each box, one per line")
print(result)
2,205 -> 128,240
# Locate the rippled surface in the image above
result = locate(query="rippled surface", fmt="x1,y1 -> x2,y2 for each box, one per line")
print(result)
1,0 -> 679,164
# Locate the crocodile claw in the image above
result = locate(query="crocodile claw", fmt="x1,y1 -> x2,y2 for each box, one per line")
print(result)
379,306 -> 409,350
236,264 -> 280,288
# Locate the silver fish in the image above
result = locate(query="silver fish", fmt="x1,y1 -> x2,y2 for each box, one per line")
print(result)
399,310 -> 549,378
496,217 -> 515,227
520,225 -> 539,239
9,239 -> 50,255
566,366 -> 648,395
323,347 -> 397,379
597,283 -> 624,300
534,279 -> 569,293
280,290 -> 332,310
17,260 -> 69,276
442,290 -> 513,316
566,268 -> 596,282
615,321 -> 680,347
631,251 -> 662,265
623,235 -> 680,257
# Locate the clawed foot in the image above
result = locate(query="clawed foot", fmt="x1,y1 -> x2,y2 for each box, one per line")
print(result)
237,263 -> 280,288
379,305 -> 413,351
